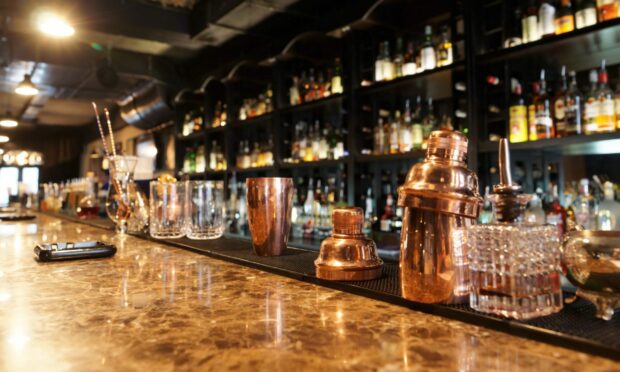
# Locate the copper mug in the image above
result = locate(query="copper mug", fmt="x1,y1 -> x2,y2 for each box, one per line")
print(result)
246,178 -> 294,256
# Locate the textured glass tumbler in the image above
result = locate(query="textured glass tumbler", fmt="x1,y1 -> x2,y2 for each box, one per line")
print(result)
465,224 -> 563,320
149,181 -> 186,239
186,181 -> 225,240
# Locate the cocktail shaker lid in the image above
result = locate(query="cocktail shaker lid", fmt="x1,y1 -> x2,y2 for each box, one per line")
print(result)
397,130 -> 482,218
333,207 -> 364,235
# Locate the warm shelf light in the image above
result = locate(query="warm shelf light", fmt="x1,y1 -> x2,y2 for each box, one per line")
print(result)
37,11 -> 75,37
0,117 -> 18,128
15,74 -> 39,96
0,135 -> 9,143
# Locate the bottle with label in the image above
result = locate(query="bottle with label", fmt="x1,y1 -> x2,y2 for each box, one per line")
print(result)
522,0 -> 541,43
535,69 -> 555,139
539,0 -> 557,37
556,0 -> 576,34
290,77 -> 301,106
196,144 -> 206,172
584,69 -> 600,134
554,66 -> 568,137
411,96 -> 424,149
402,41 -> 417,76
331,58 -> 344,95
422,97 -> 437,147
575,178 -> 597,229
374,42 -> 385,82
524,193 -> 546,224
505,8 -> 524,48
546,185 -> 567,238
597,0 -> 619,21
575,0 -> 598,28
421,25 -> 437,71
393,37 -> 404,79
528,82 -> 540,141
390,111 -> 401,154
595,60 -> 616,132
565,70 -> 583,135
509,79 -> 528,143
597,181 -> 620,230
374,118 -> 386,155
436,25 -> 453,67
380,189 -> 394,232
183,147 -> 192,173
400,101 -> 413,153
381,41 -> 395,81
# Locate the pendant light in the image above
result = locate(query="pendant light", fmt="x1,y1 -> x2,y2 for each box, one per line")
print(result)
15,74 -> 39,96
0,114 -> 17,128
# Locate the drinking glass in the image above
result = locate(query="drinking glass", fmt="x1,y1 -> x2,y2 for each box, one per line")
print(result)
186,181 -> 225,240
149,181 -> 186,239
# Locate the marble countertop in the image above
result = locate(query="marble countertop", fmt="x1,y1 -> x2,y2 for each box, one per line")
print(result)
0,214 -> 618,371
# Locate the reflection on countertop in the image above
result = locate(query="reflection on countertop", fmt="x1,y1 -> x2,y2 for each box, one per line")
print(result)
0,214 -> 618,371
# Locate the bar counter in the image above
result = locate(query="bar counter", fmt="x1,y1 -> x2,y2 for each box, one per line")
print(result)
1,214 -> 618,371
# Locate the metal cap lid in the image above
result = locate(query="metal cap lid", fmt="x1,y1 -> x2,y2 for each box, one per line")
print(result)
397,130 -> 482,218
333,207 -> 364,235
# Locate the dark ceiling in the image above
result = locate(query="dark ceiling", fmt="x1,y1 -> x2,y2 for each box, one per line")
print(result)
0,0 -> 380,131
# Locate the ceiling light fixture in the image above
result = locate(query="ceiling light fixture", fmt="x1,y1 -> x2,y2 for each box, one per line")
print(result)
0,112 -> 18,128
0,135 -> 9,143
37,11 -> 75,37
15,74 -> 38,96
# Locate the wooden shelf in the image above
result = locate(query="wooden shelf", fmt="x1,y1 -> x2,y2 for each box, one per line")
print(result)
229,165 -> 275,173
279,158 -> 347,169
228,112 -> 273,127
279,93 -> 346,113
176,131 -> 204,141
204,126 -> 227,134
479,132 -> 620,155
355,152 -> 425,162
355,61 -> 464,96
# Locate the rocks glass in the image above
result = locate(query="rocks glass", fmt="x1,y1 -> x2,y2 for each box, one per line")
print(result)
149,181 -> 186,239
186,181 -> 225,240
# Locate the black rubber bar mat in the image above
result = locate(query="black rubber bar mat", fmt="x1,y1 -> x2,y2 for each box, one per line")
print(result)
43,213 -> 620,360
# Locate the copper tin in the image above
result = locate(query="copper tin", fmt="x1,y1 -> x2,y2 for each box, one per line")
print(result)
398,130 -> 482,304
315,207 -> 383,281
246,177 -> 294,256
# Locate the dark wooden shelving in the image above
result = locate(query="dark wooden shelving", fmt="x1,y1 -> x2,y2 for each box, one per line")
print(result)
227,113 -> 273,127
355,151 -> 425,162
176,171 -> 207,179
176,131 -> 205,141
479,132 -> 620,155
204,126 -> 227,134
355,61 -> 464,96
279,93 -> 346,113
279,158 -> 347,169
228,165 -> 275,173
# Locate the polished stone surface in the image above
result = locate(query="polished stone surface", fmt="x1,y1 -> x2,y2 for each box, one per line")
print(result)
0,214 -> 618,371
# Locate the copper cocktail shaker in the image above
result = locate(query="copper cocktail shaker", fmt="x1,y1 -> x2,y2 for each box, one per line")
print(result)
397,130 -> 482,304
246,177 -> 294,256
315,207 -> 383,281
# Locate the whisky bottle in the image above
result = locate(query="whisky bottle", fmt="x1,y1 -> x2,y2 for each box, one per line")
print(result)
381,41 -> 395,81
534,69 -> 554,139
509,79 -> 528,143
584,69 -> 600,134
575,0 -> 598,28
539,0 -> 557,37
597,0 -> 619,21
555,0 -> 575,34
422,97 -> 437,148
331,58 -> 344,94
402,40 -> 417,76
565,70 -> 583,135
411,96 -> 424,149
522,0 -> 541,43
389,111 -> 400,154
393,37 -> 404,79
436,25 -> 453,67
528,82 -> 540,141
374,42 -> 385,82
420,25 -> 436,71
595,60 -> 616,132
290,76 -> 301,106
554,66 -> 568,137
400,100 -> 414,152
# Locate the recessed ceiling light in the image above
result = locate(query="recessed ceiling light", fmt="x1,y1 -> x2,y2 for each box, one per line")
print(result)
0,135 -> 9,143
15,74 -> 39,96
37,11 -> 75,37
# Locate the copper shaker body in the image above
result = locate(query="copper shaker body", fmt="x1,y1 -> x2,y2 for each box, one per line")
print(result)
315,207 -> 383,281
246,177 -> 294,256
397,130 -> 482,304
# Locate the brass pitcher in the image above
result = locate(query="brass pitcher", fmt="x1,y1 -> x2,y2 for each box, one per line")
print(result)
397,130 -> 482,304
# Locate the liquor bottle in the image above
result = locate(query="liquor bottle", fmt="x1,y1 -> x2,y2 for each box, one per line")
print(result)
584,69 -> 600,134
555,0 -> 576,34
524,193 -> 546,224
402,40 -> 417,76
380,189 -> 394,232
528,82 -> 540,141
436,25 -> 453,67
575,0 -> 598,28
400,100 -> 414,152
554,66 -> 568,137
241,141 -> 251,169
303,178 -> 315,238
290,76 -> 301,105
208,142 -> 217,170
299,71 -> 308,102
374,118 -> 385,155
183,147 -> 191,173
264,138 -> 274,166
522,0 -> 541,43
509,79 -> 528,143
374,42 -> 385,82
389,111 -> 401,154
196,144 -> 206,172
212,101 -> 222,127
318,125 -> 329,160
420,25 -> 437,71
381,41 -> 395,81
534,69 -> 555,139
597,0 -> 619,21
331,128 -> 345,160
221,104 -> 227,126
565,70 -> 583,135
250,141 -> 259,168
311,121 -> 321,161
539,0 -> 557,37
382,115 -> 391,155
331,58 -> 344,94
595,60 -> 616,132
422,98 -> 437,148
317,71 -> 326,98
189,147 -> 196,173
393,37 -> 404,79
411,96 -> 424,149
575,178 -> 597,229
193,109 -> 204,132
597,181 -> 620,230
182,112 -> 192,136
546,185 -> 567,237
364,186 -> 377,233
505,7 -> 524,48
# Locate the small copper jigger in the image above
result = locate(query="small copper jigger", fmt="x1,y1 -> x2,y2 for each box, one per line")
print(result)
246,177 -> 294,256
315,207 -> 383,281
